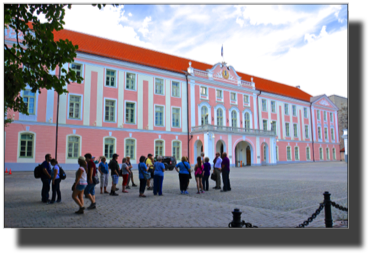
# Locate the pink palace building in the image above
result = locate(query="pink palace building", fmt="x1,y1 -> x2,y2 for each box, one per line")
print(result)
4,26 -> 341,171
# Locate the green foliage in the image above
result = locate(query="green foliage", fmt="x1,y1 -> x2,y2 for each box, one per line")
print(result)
4,4 -> 84,125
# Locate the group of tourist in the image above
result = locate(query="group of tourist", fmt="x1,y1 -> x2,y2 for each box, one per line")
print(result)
39,151 -> 231,214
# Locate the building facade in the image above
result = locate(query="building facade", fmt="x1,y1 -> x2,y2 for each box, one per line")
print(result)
328,94 -> 348,151
4,27 -> 341,171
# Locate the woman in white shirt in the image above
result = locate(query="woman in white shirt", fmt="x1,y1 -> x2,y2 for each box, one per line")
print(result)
72,156 -> 88,214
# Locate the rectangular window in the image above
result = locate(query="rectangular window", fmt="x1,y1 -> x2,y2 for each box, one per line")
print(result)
326,148 -> 330,160
125,139 -> 135,160
67,136 -> 80,159
155,106 -> 164,126
304,108 -> 308,118
244,95 -> 249,103
231,92 -> 236,101
200,86 -> 208,96
125,102 -> 135,124
324,111 -> 327,121
333,148 -> 336,160
329,112 -> 332,122
305,125 -> 309,139
69,95 -> 81,119
331,128 -> 335,141
285,123 -> 290,137
276,146 -> 279,161
105,100 -> 116,122
104,138 -> 115,159
126,73 -> 136,90
271,101 -> 276,113
318,127 -> 321,140
292,105 -> 296,116
262,99 -> 267,111
106,69 -> 116,87
287,147 -> 291,161
306,147 -> 310,160
263,120 -> 267,131
324,127 -> 328,140
285,104 -> 289,115
155,78 -> 164,94
155,141 -> 163,156
317,110 -> 320,120
19,134 -> 34,158
293,124 -> 298,137
295,147 -> 299,161
172,108 -> 180,128
319,148 -> 323,160
271,121 -> 276,135
172,81 -> 180,97
71,63 -> 82,78
172,141 -> 180,160
216,89 -> 223,99
22,90 -> 36,115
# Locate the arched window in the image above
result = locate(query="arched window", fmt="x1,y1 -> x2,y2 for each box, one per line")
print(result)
67,136 -> 80,159
125,139 -> 135,160
231,110 -> 237,129
19,133 -> 34,158
104,138 -> 115,159
201,106 -> 208,125
172,141 -> 181,160
244,112 -> 250,131
155,140 -> 164,156
217,108 -> 223,128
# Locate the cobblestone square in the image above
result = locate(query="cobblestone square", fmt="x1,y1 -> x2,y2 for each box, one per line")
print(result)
4,162 -> 348,228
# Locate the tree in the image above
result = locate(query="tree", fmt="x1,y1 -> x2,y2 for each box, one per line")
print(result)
4,4 -> 106,126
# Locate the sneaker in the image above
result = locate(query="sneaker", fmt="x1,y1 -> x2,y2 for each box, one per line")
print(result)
184,191 -> 189,194
201,190 -> 205,193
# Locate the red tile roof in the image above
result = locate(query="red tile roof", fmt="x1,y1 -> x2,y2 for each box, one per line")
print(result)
53,28 -> 313,102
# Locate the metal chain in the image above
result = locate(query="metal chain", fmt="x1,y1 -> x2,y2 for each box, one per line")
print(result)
296,203 -> 325,228
242,220 -> 258,228
331,201 -> 348,212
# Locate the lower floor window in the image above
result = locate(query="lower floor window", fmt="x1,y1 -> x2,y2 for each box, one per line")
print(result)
20,133 -> 34,158
105,138 -> 115,159
333,148 -> 336,160
287,146 -> 291,161
67,136 -> 80,159
172,141 -> 180,160
319,148 -> 323,160
326,148 -> 330,160
155,140 -> 164,156
295,147 -> 299,161
306,147 -> 310,160
125,139 -> 135,160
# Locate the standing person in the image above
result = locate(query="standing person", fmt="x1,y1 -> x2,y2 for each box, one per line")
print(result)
121,157 -> 129,193
185,156 -> 191,189
153,156 -> 165,196
41,153 -> 52,203
108,153 -> 120,196
125,156 -> 137,187
138,155 -> 149,197
221,152 -> 231,192
175,156 -> 190,194
202,157 -> 211,191
48,159 -> 61,204
194,156 -> 204,194
146,153 -> 154,190
201,152 -> 205,164
98,156 -> 109,194
84,153 -> 97,209
213,152 -> 222,190
72,156 -> 88,214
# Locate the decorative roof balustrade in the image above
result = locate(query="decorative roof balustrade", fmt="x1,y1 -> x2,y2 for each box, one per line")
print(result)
191,124 -> 276,137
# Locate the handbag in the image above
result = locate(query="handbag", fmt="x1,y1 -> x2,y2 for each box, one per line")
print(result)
92,175 -> 100,185
139,164 -> 151,180
211,173 -> 217,181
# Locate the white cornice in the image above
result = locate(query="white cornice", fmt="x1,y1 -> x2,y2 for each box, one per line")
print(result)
260,92 -> 310,105
311,95 -> 339,110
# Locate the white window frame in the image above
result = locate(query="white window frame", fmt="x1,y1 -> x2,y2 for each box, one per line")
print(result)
333,148 -> 336,160
295,146 -> 299,161
103,98 -> 117,123
172,140 -> 182,162
155,77 -> 164,95
105,68 -> 117,88
263,120 -> 268,131
286,146 -> 292,161
67,135 -> 81,160
200,86 -> 208,99
330,112 -> 333,123
70,62 -> 84,83
125,138 -> 137,161
271,101 -> 276,113
18,132 -> 35,159
324,111 -> 327,121
21,90 -> 37,115
326,148 -> 330,160
215,105 -> 226,127
262,99 -> 267,112
324,127 -> 328,141
243,110 -> 252,130
285,103 -> 289,115
305,125 -> 309,139
306,147 -> 311,161
271,120 -> 277,135
230,92 -> 237,103
285,123 -> 290,137
244,95 -> 249,105
216,89 -> 223,101
318,126 -> 322,140
331,128 -> 335,141
171,81 -> 181,98
171,106 -> 181,128
304,107 -> 308,118
229,107 -> 240,128
292,105 -> 297,116
67,93 -> 83,121
293,123 -> 298,138
103,136 -> 117,161
154,105 -> 165,127
154,139 -> 165,157
125,72 -> 136,91
125,100 -> 137,125
319,147 -> 324,160
317,110 -> 320,120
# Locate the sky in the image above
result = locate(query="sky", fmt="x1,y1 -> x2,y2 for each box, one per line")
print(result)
56,4 -> 347,98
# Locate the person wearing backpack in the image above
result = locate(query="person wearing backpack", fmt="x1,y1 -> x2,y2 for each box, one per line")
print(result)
175,156 -> 191,194
41,153 -> 52,203
48,159 -> 61,204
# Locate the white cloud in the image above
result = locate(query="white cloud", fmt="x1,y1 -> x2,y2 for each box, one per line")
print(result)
138,16 -> 152,37
128,12 -> 132,17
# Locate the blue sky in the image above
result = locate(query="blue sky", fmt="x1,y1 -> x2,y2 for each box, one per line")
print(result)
60,4 -> 348,97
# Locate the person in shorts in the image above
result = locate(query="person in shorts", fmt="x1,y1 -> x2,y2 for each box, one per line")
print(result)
98,156 -> 109,194
72,156 -> 88,214
108,153 -> 120,196
84,153 -> 97,209
146,153 -> 154,190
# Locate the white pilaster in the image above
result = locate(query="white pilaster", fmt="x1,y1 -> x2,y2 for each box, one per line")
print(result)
118,71 -> 124,127
181,81 -> 188,133
166,79 -> 171,131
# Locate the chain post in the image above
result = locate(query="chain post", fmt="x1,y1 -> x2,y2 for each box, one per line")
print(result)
229,208 -> 243,228
323,191 -> 333,228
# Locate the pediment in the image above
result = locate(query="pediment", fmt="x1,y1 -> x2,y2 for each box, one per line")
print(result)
207,62 -> 241,85
312,95 -> 338,110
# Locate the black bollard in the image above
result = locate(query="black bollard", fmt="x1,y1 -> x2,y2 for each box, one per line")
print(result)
323,191 -> 333,228
229,208 -> 243,228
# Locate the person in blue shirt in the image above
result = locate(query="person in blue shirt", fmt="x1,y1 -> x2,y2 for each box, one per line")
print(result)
175,156 -> 191,194
153,156 -> 165,196
98,156 -> 109,194
138,155 -> 149,197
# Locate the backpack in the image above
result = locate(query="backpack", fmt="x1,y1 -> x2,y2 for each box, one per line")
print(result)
59,166 -> 66,180
34,164 -> 43,178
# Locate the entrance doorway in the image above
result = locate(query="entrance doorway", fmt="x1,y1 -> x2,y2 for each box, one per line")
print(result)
246,146 -> 251,165
261,142 -> 269,165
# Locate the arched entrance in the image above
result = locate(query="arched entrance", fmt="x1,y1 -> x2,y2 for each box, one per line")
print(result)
234,141 -> 253,167
194,140 -> 203,164
215,140 -> 226,155
261,142 -> 269,165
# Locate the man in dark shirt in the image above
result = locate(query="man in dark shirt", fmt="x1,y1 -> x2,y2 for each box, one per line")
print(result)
108,153 -> 120,196
41,153 -> 52,203
221,152 -> 231,192
84,153 -> 97,209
